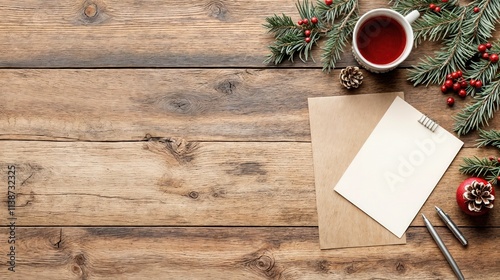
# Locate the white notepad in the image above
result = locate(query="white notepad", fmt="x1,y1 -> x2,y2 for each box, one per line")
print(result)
334,96 -> 463,238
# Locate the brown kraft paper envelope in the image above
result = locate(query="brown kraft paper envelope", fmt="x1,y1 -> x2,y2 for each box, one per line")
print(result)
308,92 -> 406,249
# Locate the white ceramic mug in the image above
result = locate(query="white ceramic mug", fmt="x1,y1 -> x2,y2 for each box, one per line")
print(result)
352,9 -> 420,73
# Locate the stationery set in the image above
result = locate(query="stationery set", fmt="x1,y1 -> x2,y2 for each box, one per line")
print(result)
308,93 -> 463,248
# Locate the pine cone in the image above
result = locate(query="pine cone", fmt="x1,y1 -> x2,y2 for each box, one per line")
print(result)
339,66 -> 363,89
463,180 -> 495,212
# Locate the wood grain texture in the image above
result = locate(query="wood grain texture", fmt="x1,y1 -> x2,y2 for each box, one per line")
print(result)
0,141 -> 497,227
0,0 -> 496,68
1,227 -> 498,279
0,69 -> 490,145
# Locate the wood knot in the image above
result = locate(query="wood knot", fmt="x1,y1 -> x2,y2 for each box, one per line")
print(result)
345,262 -> 357,274
396,261 -> 406,273
84,3 -> 98,17
242,249 -> 283,279
74,253 -> 86,265
215,79 -> 238,95
316,259 -> 330,273
188,191 -> 199,199
161,137 -> 199,164
206,0 -> 229,21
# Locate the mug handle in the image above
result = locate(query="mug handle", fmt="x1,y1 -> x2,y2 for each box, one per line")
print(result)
405,10 -> 420,24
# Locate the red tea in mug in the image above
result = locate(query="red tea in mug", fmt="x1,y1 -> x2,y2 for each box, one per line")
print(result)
356,16 -> 406,65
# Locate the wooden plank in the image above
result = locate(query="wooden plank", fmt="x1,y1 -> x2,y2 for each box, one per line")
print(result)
1,226 -> 498,279
0,141 -> 497,227
0,0 -> 496,68
0,69 -> 489,145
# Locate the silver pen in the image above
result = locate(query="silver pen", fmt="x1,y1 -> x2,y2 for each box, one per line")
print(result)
422,214 -> 465,280
435,206 -> 468,246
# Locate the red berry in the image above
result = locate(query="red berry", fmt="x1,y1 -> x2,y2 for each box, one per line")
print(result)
478,44 -> 487,52
311,17 -> 318,24
325,0 -> 333,6
444,79 -> 453,88
304,30 -> 311,37
456,70 -> 463,77
447,97 -> 455,106
460,81 -> 468,88
458,89 -> 467,98
482,52 -> 490,59
474,7 -> 480,13
490,53 -> 499,63
441,85 -> 448,93
446,74 -> 453,80
489,156 -> 495,161
430,4 -> 436,10
470,79 -> 477,87
451,72 -> 459,79
302,18 -> 309,25
434,6 -> 441,12
442,0 -> 448,2
452,83 -> 461,92
497,157 -> 500,163
298,20 -> 303,25
305,37 -> 311,43
475,80 -> 483,88
486,42 -> 492,49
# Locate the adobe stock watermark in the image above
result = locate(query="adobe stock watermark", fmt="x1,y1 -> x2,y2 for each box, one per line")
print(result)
384,130 -> 448,191
356,16 -> 393,49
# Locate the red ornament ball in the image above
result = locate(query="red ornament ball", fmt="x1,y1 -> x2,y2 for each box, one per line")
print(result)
478,44 -> 487,53
447,97 -> 455,106
490,53 -> 499,63
325,0 -> 333,6
304,30 -> 311,37
311,17 -> 318,24
305,37 -> 311,43
456,177 -> 495,216
473,7 -> 480,13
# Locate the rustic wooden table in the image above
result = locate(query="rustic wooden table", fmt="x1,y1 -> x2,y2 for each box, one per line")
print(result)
1,0 -> 499,279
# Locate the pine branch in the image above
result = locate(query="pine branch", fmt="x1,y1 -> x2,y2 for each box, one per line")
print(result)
316,0 -> 358,24
391,0 -> 458,16
464,59 -> 499,91
264,14 -> 300,39
460,156 -> 500,184
453,73 -> 500,136
321,4 -> 358,72
476,129 -> 500,149
412,7 -> 462,45
463,0 -> 500,43
408,35 -> 475,86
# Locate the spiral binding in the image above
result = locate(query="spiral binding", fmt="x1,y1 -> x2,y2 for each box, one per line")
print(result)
418,115 -> 438,132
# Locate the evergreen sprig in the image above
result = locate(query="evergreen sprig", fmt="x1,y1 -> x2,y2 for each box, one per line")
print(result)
460,156 -> 500,184
454,73 -> 500,136
263,0 -> 359,72
476,129 -> 500,149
